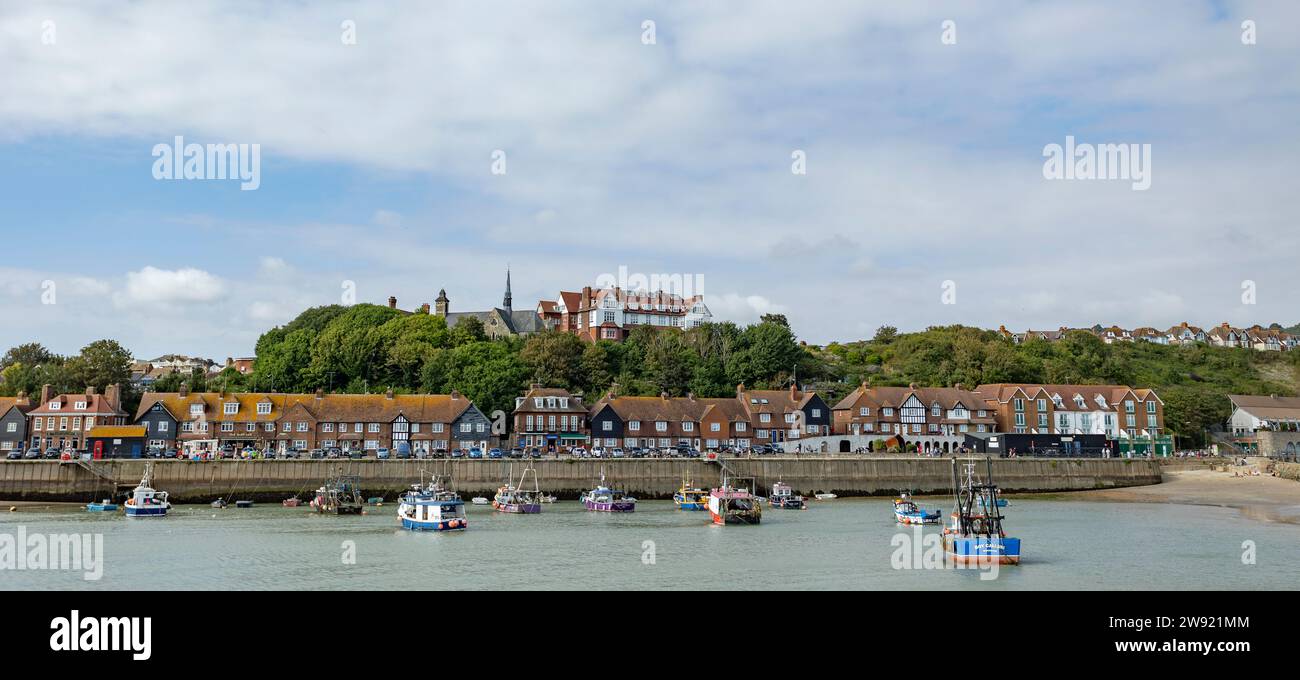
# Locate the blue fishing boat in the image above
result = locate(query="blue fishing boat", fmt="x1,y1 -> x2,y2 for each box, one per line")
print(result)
86,499 -> 118,512
942,459 -> 1021,565
397,475 -> 467,532
673,475 -> 708,511
893,491 -> 939,524
124,465 -> 170,518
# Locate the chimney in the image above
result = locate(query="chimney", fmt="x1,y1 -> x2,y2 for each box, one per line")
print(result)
85,386 -> 97,397
40,384 -> 52,404
660,391 -> 669,401
1181,321 -> 1189,328
105,384 -> 121,407
315,388 -> 324,399
736,382 -> 745,397
687,392 -> 695,401
385,388 -> 394,399
178,383 -> 189,397
388,296 -> 397,309
450,389 -> 461,400
420,303 -> 430,314
789,383 -> 798,399
954,383 -> 964,391
908,382 -> 918,390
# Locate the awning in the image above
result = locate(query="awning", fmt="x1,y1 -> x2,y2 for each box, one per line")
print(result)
560,434 -> 589,440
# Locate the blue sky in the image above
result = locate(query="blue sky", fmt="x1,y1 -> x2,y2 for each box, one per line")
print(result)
1,1 -> 1298,360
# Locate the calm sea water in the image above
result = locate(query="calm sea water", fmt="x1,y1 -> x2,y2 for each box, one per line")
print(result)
3,497 -> 1298,590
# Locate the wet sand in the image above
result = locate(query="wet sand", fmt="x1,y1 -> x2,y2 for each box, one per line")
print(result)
1079,468 -> 1300,524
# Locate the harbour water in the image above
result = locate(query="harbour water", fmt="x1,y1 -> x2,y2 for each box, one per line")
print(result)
3,498 -> 1298,590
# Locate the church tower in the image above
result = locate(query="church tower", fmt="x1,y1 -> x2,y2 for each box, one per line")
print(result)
435,289 -> 449,317
502,268 -> 513,314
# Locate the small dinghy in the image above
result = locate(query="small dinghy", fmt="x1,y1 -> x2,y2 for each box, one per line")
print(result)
211,499 -> 228,509
86,500 -> 118,512
471,497 -> 490,505
367,496 -> 385,506
282,497 -> 302,508
235,500 -> 254,509
814,492 -> 837,501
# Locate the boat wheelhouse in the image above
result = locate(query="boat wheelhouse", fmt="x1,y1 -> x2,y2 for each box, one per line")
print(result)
893,491 -> 940,525
942,459 -> 1022,565
398,475 -> 467,532
769,481 -> 805,509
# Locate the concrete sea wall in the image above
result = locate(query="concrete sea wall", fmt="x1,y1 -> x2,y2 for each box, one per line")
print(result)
0,457 -> 1162,503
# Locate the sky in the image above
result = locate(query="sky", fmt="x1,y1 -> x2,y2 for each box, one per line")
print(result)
1,0 -> 1297,361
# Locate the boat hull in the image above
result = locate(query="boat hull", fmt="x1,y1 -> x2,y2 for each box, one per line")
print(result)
943,535 -> 1022,565
770,498 -> 805,510
709,509 -> 761,525
493,502 -> 541,514
125,506 -> 168,517
675,501 -> 707,511
401,516 -> 467,532
86,504 -> 117,512
584,499 -> 635,512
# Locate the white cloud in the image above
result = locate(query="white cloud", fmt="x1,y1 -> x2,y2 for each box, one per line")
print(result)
119,267 -> 226,305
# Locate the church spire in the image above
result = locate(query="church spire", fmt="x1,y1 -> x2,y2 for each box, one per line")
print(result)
503,267 -> 513,312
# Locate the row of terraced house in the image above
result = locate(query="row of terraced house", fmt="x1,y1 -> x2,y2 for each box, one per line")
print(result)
1,378 -> 1170,458
998,321 -> 1299,351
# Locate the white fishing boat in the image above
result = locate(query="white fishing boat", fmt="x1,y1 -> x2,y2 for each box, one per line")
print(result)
397,474 -> 467,532
124,463 -> 170,518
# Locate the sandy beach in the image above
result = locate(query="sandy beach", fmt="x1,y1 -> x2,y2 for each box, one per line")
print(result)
1079,467 -> 1300,524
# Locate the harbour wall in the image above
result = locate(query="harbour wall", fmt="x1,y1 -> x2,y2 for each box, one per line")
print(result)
0,457 -> 1162,503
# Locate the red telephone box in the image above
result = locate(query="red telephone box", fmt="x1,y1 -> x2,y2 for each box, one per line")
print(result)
93,440 -> 104,459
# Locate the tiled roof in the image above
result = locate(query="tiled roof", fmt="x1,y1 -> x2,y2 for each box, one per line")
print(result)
87,425 -> 147,438
28,394 -> 125,417
837,385 -> 989,411
0,397 -> 33,415
135,392 -> 474,423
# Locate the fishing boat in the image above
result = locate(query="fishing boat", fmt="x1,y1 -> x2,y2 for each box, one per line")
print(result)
942,459 -> 1022,566
769,481 -> 805,509
211,499 -> 228,509
281,497 -> 302,508
367,496 -> 385,506
893,491 -> 939,525
492,462 -> 543,514
86,499 -> 118,512
580,468 -> 636,512
124,465 -> 170,518
673,475 -> 708,511
397,475 -> 467,532
707,474 -> 761,526
540,494 -> 558,504
310,472 -> 365,515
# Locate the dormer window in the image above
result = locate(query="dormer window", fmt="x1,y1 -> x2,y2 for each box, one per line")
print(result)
559,398 -> 568,408
74,401 -> 87,410
534,398 -> 543,408
931,404 -> 941,417
1075,396 -> 1085,408
49,401 -> 61,410
257,402 -> 272,415
224,402 -> 239,415
190,404 -> 203,416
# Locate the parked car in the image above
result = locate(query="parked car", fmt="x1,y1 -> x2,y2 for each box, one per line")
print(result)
395,443 -> 411,459
5,450 -> 23,460
528,448 -> 543,459
450,448 -> 466,459
771,444 -> 785,454
280,449 -> 299,459
611,448 -> 625,458
591,447 -> 605,458
468,448 -> 484,459
377,448 -> 391,460
571,447 -> 587,457
24,449 -> 41,459
309,448 -> 325,459
508,447 -> 525,459
349,450 -> 365,459
488,448 -> 504,459
431,449 -> 448,459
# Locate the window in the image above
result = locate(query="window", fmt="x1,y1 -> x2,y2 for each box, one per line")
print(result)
811,408 -> 821,418
683,422 -> 694,432
736,422 -> 747,432
710,423 -> 720,432
559,398 -> 569,408
74,401 -> 87,410
931,404 -> 941,417
298,422 -> 309,432
294,440 -> 308,450
34,417 -> 43,431
547,415 -> 556,430
882,408 -> 894,417
526,415 -> 534,430
283,422 -> 292,432
221,423 -> 234,432
49,401 -> 61,410
59,417 -> 68,430
1013,399 -> 1024,412
534,398 -> 543,408
224,402 -> 238,415
602,421 -> 612,432
411,424 -> 421,434
629,421 -> 640,431
368,423 -> 380,433
1146,401 -> 1156,414
461,423 -> 472,433
246,423 -> 255,432
257,402 -> 272,415
1037,399 -> 1047,412
431,423 -> 444,433
264,423 -> 274,432
354,423 -> 363,433
323,423 -> 334,433
476,423 -> 485,433
759,413 -> 771,423
1147,415 -> 1157,428
655,421 -> 667,432
1014,413 -> 1026,427
1037,414 -> 1048,428
190,404 -> 203,416
1125,401 -> 1135,413
859,407 -> 869,416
